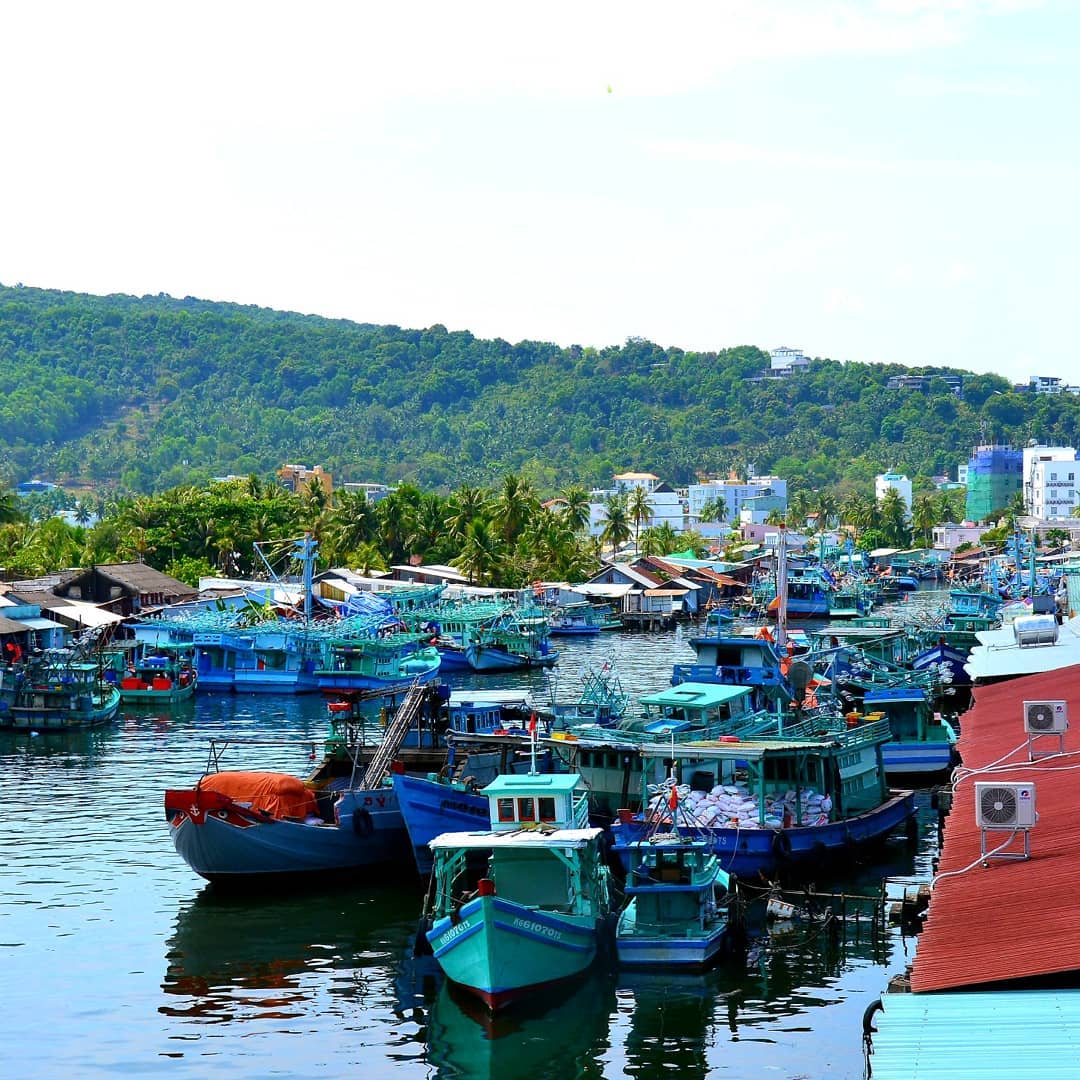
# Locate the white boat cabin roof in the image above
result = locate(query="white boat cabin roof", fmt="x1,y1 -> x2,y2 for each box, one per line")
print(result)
428,827 -> 605,851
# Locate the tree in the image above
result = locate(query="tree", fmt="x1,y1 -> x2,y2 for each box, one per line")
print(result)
878,488 -> 910,547
453,518 -> 503,585
697,497 -> 727,526
558,485 -> 592,534
911,493 -> 938,548
627,486 -> 653,552
600,493 -> 631,556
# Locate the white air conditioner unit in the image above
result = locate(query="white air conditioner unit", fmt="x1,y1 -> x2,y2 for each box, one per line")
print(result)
975,782 -> 1037,830
1023,700 -> 1068,734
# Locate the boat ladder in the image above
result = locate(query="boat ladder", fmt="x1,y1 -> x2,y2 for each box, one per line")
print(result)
360,678 -> 427,788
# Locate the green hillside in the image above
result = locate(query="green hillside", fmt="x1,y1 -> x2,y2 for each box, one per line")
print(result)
1,282 -> 1076,496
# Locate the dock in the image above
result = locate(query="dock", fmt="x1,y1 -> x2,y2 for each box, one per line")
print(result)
866,664 -> 1080,1078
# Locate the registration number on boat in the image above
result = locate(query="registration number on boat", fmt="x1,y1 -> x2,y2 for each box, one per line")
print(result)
514,918 -> 561,941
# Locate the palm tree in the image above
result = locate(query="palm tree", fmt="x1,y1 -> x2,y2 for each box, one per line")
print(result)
878,488 -> 910,547
558,485 -> 592,534
697,497 -> 727,527
453,518 -> 503,585
491,474 -> 538,545
447,484 -> 490,542
627,486 -> 653,552
911,493 -> 938,548
600,493 -> 631,556
815,490 -> 838,532
325,489 -> 377,563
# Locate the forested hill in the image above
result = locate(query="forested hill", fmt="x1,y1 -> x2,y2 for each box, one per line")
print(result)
0,282 -> 1076,496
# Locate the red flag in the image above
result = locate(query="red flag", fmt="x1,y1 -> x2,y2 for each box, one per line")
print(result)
528,711 -> 537,736
668,786 -> 679,812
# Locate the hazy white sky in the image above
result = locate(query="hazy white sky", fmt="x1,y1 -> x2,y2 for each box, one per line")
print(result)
2,1 -> 1076,383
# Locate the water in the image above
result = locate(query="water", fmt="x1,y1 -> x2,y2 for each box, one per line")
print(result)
0,601 -> 944,1079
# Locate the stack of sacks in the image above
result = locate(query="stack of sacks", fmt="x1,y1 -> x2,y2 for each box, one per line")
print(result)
762,788 -> 833,826
647,779 -> 767,829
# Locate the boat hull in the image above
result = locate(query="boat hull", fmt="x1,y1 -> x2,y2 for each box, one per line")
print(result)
392,772 -> 490,875
466,645 -> 559,672
5,686 -> 121,731
165,787 -> 408,883
615,930 -> 727,969
612,792 -> 915,879
882,742 -> 957,775
427,894 -> 599,1010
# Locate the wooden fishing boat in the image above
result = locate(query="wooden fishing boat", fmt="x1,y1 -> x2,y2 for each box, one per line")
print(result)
616,826 -> 739,969
117,644 -> 198,704
423,771 -> 612,1010
1,652 -> 121,731
610,713 -> 915,880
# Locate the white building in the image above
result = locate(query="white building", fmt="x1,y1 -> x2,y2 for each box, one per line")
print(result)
769,346 -> 811,374
1024,445 -> 1078,520
875,472 -> 913,516
588,475 -> 684,539
687,476 -> 788,525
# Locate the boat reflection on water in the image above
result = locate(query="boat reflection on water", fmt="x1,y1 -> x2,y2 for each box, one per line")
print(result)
618,968 -> 739,1080
425,970 -> 616,1080
160,884 -> 423,1024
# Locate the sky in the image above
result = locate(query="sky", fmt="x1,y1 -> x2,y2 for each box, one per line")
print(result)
1,1 -> 1077,385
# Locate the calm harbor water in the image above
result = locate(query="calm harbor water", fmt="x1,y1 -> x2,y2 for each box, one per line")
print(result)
0,595 -> 946,1079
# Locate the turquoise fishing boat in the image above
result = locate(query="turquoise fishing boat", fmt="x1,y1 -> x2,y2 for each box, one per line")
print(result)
616,825 -> 739,969
116,643 -> 198,704
2,652 -> 121,731
424,771 -> 612,1010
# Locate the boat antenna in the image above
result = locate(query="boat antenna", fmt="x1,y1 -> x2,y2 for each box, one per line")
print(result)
775,522 -> 789,650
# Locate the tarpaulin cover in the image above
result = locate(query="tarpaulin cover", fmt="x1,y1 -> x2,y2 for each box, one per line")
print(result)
200,771 -> 318,820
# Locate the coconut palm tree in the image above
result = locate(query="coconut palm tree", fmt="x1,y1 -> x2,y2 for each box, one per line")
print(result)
627,486 -> 653,552
600,493 -> 631,556
911,493 -> 938,548
558,485 -> 592,534
697,497 -> 727,527
491,473 -> 538,545
447,484 -> 490,543
878,488 -> 910,547
453,518 -> 503,585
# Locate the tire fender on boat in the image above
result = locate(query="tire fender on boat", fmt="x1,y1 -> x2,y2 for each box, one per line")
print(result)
352,808 -> 374,837
771,829 -> 792,860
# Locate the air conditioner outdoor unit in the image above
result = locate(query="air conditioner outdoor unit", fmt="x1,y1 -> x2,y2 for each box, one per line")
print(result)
975,782 -> 1037,830
1024,700 -> 1068,734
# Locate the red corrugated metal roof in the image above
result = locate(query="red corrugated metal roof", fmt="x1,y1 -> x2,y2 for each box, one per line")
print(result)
911,663 -> 1080,993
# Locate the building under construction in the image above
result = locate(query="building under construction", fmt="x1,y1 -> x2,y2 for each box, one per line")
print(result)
964,444 -> 1022,523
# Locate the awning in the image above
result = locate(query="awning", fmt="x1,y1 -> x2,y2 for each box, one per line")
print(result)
15,617 -> 68,632
47,603 -> 125,628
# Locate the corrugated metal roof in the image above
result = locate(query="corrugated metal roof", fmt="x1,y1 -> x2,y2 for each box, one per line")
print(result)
871,990 -> 1080,1079
911,663 -> 1080,994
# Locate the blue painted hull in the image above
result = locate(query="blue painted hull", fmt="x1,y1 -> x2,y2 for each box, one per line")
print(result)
882,742 -> 956,775
233,670 -> 321,694
317,664 -> 439,693
612,792 -> 915,879
466,645 -> 559,672
392,773 -> 490,875
912,643 -> 970,687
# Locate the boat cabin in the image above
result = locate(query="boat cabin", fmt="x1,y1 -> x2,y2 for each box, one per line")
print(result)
484,772 -> 590,832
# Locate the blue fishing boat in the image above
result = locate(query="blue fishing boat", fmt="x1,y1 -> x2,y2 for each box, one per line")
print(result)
423,770 -> 612,1010
116,643 -> 198,705
861,686 -> 959,777
232,623 -> 324,694
548,655 -> 630,729
616,824 -> 738,969
610,713 -> 915,880
315,634 -> 441,694
466,614 -> 559,672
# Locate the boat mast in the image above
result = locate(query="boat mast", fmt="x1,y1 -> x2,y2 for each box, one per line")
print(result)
775,523 -> 788,650
294,532 -> 318,622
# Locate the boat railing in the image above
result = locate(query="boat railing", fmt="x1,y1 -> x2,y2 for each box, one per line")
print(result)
672,662 -> 787,687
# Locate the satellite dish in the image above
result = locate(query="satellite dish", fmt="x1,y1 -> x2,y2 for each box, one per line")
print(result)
788,659 -> 813,705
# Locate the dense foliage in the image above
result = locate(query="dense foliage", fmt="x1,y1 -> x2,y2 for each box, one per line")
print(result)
4,283 -> 1080,500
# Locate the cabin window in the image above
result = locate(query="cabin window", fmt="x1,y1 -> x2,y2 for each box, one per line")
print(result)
497,798 -> 516,823
517,798 -> 535,822
538,797 -> 556,822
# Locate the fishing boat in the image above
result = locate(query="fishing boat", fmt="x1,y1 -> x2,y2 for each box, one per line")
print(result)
610,712 -> 915,880
164,682 -> 434,884
615,816 -> 739,969
116,644 -> 198,704
859,685 -> 959,777
423,770 -> 612,1010
465,613 -> 559,672
1,649 -> 122,731
547,655 -> 630,729
549,601 -> 605,636
315,633 -> 441,694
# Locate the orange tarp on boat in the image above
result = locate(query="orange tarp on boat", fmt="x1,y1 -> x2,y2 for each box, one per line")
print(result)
199,771 -> 319,820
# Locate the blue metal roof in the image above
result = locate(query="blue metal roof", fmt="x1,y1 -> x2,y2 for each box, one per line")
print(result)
870,989 -> 1080,1079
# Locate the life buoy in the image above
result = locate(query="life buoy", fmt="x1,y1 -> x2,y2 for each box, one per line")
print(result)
352,808 -> 374,837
